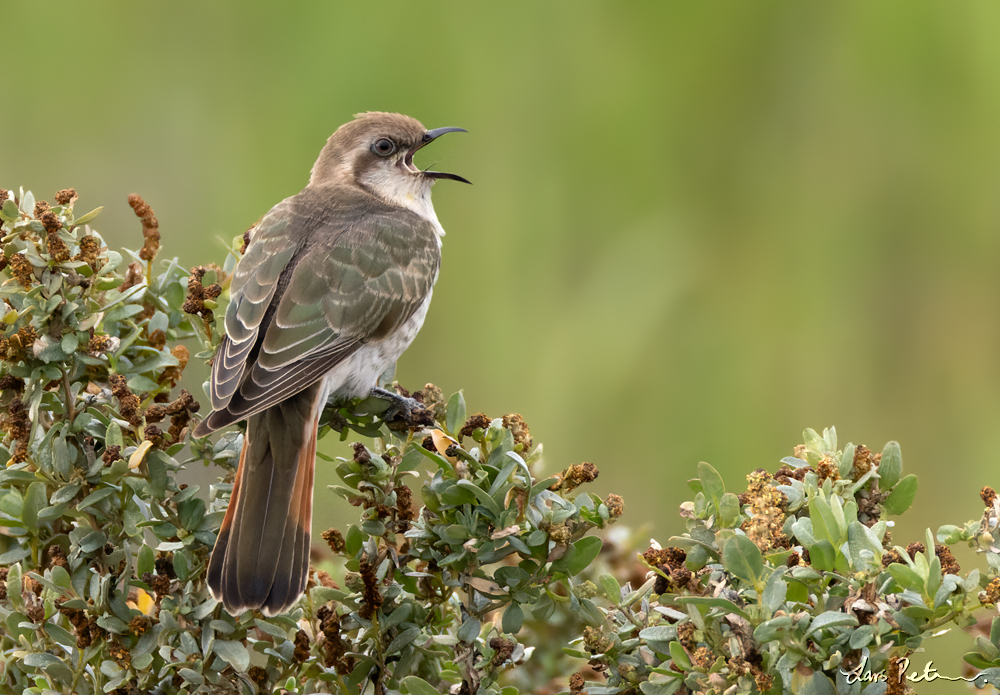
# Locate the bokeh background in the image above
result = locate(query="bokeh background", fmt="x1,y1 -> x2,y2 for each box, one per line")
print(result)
5,2 -> 1000,688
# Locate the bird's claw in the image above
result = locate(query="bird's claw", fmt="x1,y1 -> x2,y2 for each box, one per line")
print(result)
369,387 -> 434,429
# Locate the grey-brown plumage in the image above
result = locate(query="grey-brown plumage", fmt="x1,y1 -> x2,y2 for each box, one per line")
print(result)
194,112 -> 467,615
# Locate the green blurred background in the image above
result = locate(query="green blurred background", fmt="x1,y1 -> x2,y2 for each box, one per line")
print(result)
5,2 -> 1000,687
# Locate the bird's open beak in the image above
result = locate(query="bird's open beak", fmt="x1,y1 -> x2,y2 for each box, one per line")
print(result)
408,127 -> 471,184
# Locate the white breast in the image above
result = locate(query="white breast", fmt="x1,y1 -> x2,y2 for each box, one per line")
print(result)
323,289 -> 435,401
360,168 -> 446,245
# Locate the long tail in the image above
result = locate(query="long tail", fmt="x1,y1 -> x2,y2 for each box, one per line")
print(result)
206,382 -> 322,616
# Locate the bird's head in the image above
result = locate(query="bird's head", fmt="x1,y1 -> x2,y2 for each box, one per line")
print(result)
310,112 -> 469,199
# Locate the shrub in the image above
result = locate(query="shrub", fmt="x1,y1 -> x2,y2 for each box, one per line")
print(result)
2,186 -> 1000,695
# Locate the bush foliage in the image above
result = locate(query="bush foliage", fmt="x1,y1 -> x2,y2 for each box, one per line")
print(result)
2,187 -> 1000,695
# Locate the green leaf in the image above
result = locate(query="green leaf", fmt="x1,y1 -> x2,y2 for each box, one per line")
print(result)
879,441 -> 902,489
722,534 -> 763,585
805,611 -> 858,635
674,595 -> 749,619
600,574 -> 621,603
718,492 -> 741,527
21,482 -> 47,535
403,676 -> 442,695
213,639 -> 249,671
639,626 -> 676,642
808,540 -> 836,572
385,626 -> 420,655
6,563 -> 23,611
502,603 -> 524,634
71,206 -> 104,226
22,652 -> 74,682
887,563 -> 924,593
839,443 -> 856,478
345,525 -> 363,556
990,616 -> 1000,651
696,462 -> 725,511
669,640 -> 691,671
454,479 -> 502,518
1,199 -> 19,221
753,615 -> 793,642
762,568 -> 787,611
884,475 -> 918,516
847,520 -> 882,571
445,391 -> 466,435
552,536 -> 603,576
457,617 -> 480,644
849,625 -> 876,649
803,427 -> 825,453
965,652 -> 999,670
78,486 -> 116,511
793,672 -> 838,695
809,495 -> 842,546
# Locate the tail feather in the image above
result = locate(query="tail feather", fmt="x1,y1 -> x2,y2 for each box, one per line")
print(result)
207,382 -> 322,615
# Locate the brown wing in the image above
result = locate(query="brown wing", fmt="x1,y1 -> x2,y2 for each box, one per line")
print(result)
194,191 -> 440,435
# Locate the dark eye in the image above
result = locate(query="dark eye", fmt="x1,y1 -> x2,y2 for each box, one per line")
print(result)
371,138 -> 397,156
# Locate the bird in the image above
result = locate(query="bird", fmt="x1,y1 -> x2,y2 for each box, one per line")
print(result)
192,112 -> 468,616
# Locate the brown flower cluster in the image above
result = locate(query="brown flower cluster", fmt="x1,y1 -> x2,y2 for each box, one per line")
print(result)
87,334 -> 114,356
144,388 -> 200,445
1,397 -> 31,463
120,261 -> 144,292
159,345 -> 189,389
58,603 -> 104,648
0,374 -> 25,393
814,455 -> 840,483
605,493 -> 625,518
773,462 -> 812,485
935,544 -> 960,575
39,210 -> 71,262
142,571 -> 171,598
552,461 -> 599,494
358,556 -> 383,620
677,621 -> 697,652
413,382 -> 446,422
740,469 -> 789,553
395,483 -> 415,526
886,655 -> 908,695
128,615 -> 151,636
182,266 -> 221,320
54,189 -> 77,205
982,486 -> 997,507
8,253 -> 35,288
108,638 -> 131,669
292,629 -> 311,663
321,528 -> 346,554
489,636 -> 514,668
0,325 -> 37,362
352,441 -> 371,465
852,444 -> 874,479
316,604 -> 354,674
645,545 -> 696,595
502,412 -> 532,452
127,194 -> 160,262
982,578 -> 1000,605
75,235 -> 102,271
247,666 -> 268,691
109,374 -> 142,426
460,412 -> 492,438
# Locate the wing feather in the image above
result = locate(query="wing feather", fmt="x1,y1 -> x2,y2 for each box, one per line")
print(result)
195,186 -> 441,437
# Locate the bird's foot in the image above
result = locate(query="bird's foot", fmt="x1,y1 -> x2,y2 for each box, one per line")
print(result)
370,386 -> 435,430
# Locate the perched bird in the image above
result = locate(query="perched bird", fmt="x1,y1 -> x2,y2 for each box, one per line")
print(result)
193,112 -> 468,615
